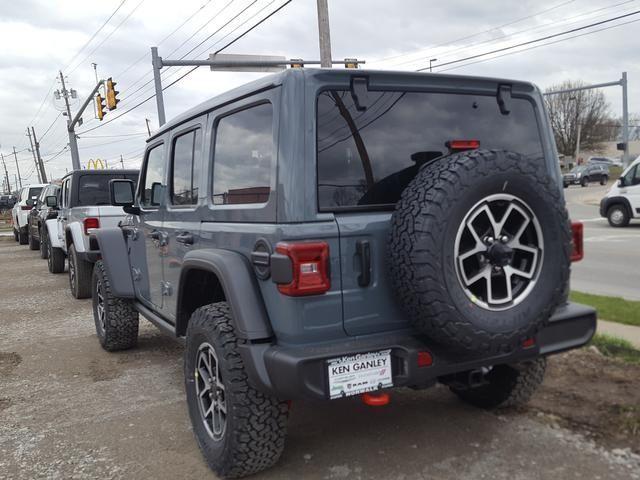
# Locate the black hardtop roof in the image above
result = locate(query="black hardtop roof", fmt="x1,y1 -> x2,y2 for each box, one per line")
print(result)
149,68 -> 538,141
62,169 -> 139,180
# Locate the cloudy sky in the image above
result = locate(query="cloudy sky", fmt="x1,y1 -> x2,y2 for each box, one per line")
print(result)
0,0 -> 638,185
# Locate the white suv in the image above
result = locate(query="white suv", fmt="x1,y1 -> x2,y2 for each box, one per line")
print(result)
600,155 -> 640,227
12,184 -> 47,244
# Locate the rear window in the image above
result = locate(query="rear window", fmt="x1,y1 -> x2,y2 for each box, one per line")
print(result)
28,187 -> 43,200
77,174 -> 138,206
317,90 -> 544,210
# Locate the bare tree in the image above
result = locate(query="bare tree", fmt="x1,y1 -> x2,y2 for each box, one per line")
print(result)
544,80 -> 612,156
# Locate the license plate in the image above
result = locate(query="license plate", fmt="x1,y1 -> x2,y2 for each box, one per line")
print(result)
327,350 -> 393,399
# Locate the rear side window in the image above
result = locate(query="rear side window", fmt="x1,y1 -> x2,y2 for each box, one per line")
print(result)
171,129 -> 201,206
212,103 -> 273,205
28,187 -> 43,200
141,145 -> 165,208
317,90 -> 544,210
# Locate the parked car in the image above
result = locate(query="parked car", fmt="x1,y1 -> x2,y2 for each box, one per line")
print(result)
27,183 -> 60,257
600,154 -> 640,227
0,194 -> 15,210
44,170 -> 139,298
91,68 -> 595,478
563,163 -> 609,187
588,156 -> 622,167
12,184 -> 46,244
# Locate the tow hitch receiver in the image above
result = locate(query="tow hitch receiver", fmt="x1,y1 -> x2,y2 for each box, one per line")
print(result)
361,392 -> 390,407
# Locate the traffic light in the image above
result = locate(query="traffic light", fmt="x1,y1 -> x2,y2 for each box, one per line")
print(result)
95,94 -> 106,121
106,77 -> 120,110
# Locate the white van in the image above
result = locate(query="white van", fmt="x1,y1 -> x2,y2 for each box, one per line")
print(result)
600,155 -> 640,227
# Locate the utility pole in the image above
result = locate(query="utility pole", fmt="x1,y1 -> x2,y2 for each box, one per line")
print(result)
316,0 -> 333,68
120,155 -> 125,169
12,147 -> 22,189
621,71 -> 630,166
574,123 -> 582,163
1,153 -> 10,194
14,174 -> 18,193
151,47 -> 167,126
58,71 -> 81,170
26,128 -> 42,183
145,118 -> 152,136
30,127 -> 48,183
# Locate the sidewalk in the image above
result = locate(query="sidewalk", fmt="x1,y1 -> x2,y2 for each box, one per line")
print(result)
597,319 -> 640,349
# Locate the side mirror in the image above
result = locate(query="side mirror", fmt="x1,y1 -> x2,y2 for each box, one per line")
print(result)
618,177 -> 626,187
151,182 -> 163,206
26,199 -> 34,207
46,196 -> 58,208
110,179 -> 140,216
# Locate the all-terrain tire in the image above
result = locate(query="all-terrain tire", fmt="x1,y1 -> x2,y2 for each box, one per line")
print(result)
581,177 -> 588,187
18,227 -> 28,245
47,241 -> 65,274
450,358 -> 547,409
92,260 -> 139,351
607,204 -> 630,228
13,227 -> 18,242
388,149 -> 571,354
39,228 -> 49,259
69,244 -> 93,299
185,302 -> 289,478
600,176 -> 608,186
28,230 -> 39,250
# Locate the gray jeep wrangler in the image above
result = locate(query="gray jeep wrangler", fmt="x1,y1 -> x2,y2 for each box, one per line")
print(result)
93,68 -> 596,478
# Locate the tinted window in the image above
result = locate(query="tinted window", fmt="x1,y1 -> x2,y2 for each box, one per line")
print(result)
77,174 -> 139,206
28,187 -> 43,200
212,103 -> 273,205
317,90 -> 544,210
141,145 -> 165,207
171,129 -> 201,205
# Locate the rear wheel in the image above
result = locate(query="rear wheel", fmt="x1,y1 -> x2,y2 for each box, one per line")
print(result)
185,302 -> 289,478
607,204 -> 630,227
28,229 -> 39,250
450,358 -> 546,409
39,228 -> 49,259
47,241 -> 65,274
600,176 -> 608,186
92,260 -> 139,351
13,228 -> 18,242
18,227 -> 28,245
69,244 -> 93,299
581,177 -> 588,187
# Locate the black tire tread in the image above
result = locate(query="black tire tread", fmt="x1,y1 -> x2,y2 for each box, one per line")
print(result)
48,244 -> 65,273
69,244 -> 93,299
92,260 -> 139,351
607,204 -> 630,228
451,358 -> 546,409
39,228 -> 48,259
28,230 -> 39,250
186,302 -> 288,479
388,149 -> 571,354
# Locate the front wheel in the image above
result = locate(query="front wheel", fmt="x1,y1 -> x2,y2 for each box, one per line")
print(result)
39,228 -> 49,259
450,358 -> 546,409
48,241 -> 65,274
600,176 -> 608,186
185,302 -> 289,478
581,177 -> 588,187
28,229 -> 39,250
18,227 -> 28,245
92,260 -> 139,351
607,204 -> 630,227
13,228 -> 18,242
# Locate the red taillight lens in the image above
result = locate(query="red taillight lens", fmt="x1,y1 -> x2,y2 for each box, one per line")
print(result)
21,205 -> 32,211
448,139 -> 480,151
83,217 -> 100,235
417,351 -> 433,367
570,221 -> 583,262
275,241 -> 330,296
522,338 -> 536,349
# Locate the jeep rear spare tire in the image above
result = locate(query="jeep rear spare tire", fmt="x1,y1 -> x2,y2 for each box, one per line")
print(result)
389,149 -> 571,354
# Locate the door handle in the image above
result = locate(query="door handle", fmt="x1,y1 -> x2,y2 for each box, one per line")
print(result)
356,240 -> 371,287
175,232 -> 194,245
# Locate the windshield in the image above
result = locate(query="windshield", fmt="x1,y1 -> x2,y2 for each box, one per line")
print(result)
570,166 -> 587,174
316,90 -> 544,210
77,173 -> 138,206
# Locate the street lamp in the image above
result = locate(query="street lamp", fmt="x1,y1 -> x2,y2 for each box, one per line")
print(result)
429,58 -> 437,72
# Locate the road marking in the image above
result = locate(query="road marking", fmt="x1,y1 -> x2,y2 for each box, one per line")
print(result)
578,217 -> 606,223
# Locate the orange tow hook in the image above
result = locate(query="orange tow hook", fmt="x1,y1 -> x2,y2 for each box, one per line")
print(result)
361,392 -> 390,407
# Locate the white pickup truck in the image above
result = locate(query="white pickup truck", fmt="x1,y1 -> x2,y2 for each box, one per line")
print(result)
45,169 -> 139,298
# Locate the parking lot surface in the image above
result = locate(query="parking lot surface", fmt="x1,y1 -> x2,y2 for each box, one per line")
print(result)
1,237 -> 638,479
565,183 -> 640,301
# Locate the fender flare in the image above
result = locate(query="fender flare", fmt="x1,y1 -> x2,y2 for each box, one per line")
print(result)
94,228 -> 136,298
601,196 -> 633,218
178,249 -> 273,340
66,222 -> 86,252
45,219 -> 63,249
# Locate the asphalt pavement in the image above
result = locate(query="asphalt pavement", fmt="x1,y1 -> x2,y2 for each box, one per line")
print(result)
564,183 -> 640,301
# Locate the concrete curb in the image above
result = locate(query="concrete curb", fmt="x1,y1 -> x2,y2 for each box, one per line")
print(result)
597,319 -> 640,349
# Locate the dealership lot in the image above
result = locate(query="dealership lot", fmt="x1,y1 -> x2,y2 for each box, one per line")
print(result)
1,237 -> 638,480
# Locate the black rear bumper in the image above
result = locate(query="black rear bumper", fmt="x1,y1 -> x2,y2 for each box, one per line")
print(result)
240,302 -> 596,401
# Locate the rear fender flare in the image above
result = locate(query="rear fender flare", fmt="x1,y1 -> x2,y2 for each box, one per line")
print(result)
66,222 -> 86,252
177,249 -> 273,340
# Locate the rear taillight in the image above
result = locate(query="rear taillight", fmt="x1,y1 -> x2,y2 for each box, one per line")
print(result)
570,221 -> 583,262
275,241 -> 330,296
21,205 -> 32,211
83,217 -> 100,235
447,139 -> 480,151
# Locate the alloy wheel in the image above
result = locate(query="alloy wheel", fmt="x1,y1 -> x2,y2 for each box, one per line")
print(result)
194,342 -> 227,441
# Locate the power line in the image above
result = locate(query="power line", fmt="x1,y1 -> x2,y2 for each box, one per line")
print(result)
39,112 -> 63,141
438,15 -> 640,73
77,0 -> 291,135
62,0 -> 128,71
416,9 -> 640,72
80,132 -> 147,138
